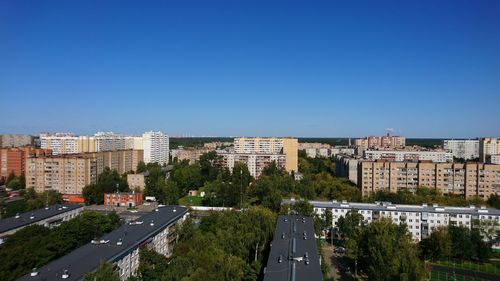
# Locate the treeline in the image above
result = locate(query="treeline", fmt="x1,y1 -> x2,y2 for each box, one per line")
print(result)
0,189 -> 63,218
170,137 -> 233,149
83,167 -> 129,205
112,207 -> 276,281
0,211 -> 121,281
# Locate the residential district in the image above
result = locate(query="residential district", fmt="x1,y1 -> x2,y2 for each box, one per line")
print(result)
0,133 -> 500,281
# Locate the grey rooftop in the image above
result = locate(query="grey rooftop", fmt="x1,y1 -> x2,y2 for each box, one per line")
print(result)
18,205 -> 187,281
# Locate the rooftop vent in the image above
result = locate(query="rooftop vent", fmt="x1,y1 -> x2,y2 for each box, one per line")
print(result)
281,233 -> 286,239
30,268 -> 39,277
29,214 -> 35,220
155,208 -> 159,212
61,269 -> 70,279
150,220 -> 155,226
284,217 -> 288,222
432,204 -> 438,208
304,252 -> 309,259
44,207 -> 49,210
15,213 -> 20,219
117,238 -> 123,246
278,255 -> 283,263
173,207 -> 177,212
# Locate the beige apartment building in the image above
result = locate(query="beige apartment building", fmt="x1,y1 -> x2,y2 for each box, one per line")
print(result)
480,137 -> 500,162
355,134 -> 406,150
233,137 -> 298,173
127,173 -> 146,190
218,152 -> 286,178
359,161 -> 500,199
171,147 -> 213,164
26,150 -> 143,195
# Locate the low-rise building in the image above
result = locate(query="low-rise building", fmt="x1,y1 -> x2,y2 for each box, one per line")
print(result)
104,192 -> 143,207
19,205 -> 188,281
284,199 -> 500,242
364,149 -> 453,163
263,215 -> 323,281
0,204 -> 83,244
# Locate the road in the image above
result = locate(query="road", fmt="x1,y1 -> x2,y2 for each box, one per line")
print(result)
321,244 -> 355,281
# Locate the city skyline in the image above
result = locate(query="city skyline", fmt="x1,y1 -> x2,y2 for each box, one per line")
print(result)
1,0 -> 499,138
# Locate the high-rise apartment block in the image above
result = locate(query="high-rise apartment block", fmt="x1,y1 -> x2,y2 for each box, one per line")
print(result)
480,138 -> 500,162
233,137 -> 298,173
40,133 -> 79,155
26,150 -> 143,195
443,139 -> 479,160
219,152 -> 286,178
358,161 -> 500,199
0,134 -> 34,148
364,150 -> 453,163
355,134 -> 406,150
0,147 -> 52,180
142,131 -> 169,165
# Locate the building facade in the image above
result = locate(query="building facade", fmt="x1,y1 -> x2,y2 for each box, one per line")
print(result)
170,147 -> 213,164
104,192 -> 143,207
127,173 -> 146,190
487,155 -> 500,165
26,150 -> 143,195
40,133 -> 79,155
0,147 -> 52,179
142,131 -> 169,165
355,134 -> 406,150
358,161 -> 500,198
443,139 -> 479,160
233,137 -> 298,173
0,134 -> 34,148
219,152 -> 286,178
364,150 -> 453,163
480,138 -> 500,162
284,199 -> 500,242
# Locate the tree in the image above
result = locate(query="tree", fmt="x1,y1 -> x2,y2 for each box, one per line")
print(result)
357,219 -> 425,281
83,168 -> 128,205
6,171 -> 16,184
420,227 -> 452,260
83,261 -> 120,281
290,200 -> 314,216
337,211 -> 364,239
6,178 -> 21,190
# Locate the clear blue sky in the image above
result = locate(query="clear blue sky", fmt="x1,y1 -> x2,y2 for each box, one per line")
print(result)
1,0 -> 499,138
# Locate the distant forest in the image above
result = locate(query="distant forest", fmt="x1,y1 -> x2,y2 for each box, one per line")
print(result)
171,137 -> 444,148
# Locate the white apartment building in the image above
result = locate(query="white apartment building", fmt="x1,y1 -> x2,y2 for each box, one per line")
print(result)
306,147 -> 355,158
284,199 -> 500,242
364,150 -> 453,163
443,139 -> 479,160
480,138 -> 500,162
487,155 -> 500,165
142,131 -> 169,165
219,152 -> 286,178
40,133 -> 79,155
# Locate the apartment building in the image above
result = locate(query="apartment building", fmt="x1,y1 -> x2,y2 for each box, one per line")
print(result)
358,161 -> 500,198
0,147 -> 52,179
364,150 -> 453,163
218,152 -> 286,178
263,215 -> 323,281
284,199 -> 500,242
143,131 -> 169,165
487,155 -> 500,165
355,134 -> 406,150
233,137 -> 298,173
127,173 -> 147,190
0,204 -> 83,244
443,139 -> 479,160
170,146 -> 213,164
0,134 -> 34,148
335,154 -> 361,185
298,142 -> 331,150
26,150 -> 143,195
40,133 -> 79,155
480,138 -> 500,162
306,146 -> 355,158
19,206 -> 188,281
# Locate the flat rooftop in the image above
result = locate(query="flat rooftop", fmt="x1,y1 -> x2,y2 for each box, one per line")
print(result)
263,215 -> 323,281
283,199 -> 500,216
0,204 -> 83,234
18,205 -> 188,281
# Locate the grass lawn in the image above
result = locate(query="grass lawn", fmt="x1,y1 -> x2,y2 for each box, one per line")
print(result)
178,195 -> 203,206
429,270 -> 483,281
432,259 -> 500,275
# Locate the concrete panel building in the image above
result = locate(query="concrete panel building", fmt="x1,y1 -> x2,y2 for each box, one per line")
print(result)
285,199 -> 500,242
358,161 -> 500,199
364,150 -> 453,163
40,133 -> 79,155
355,134 -> 406,150
219,152 -> 286,178
480,138 -> 500,162
233,137 -> 298,173
443,139 -> 479,160
127,173 -> 146,190
142,131 -> 169,165
0,134 -> 34,148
